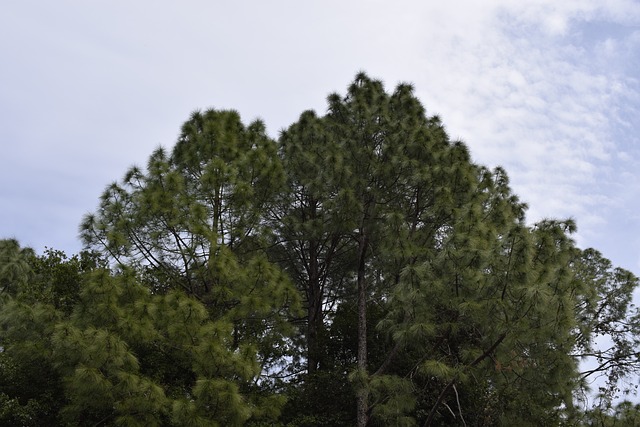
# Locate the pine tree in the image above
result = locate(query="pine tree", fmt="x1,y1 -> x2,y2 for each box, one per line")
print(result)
1,247 -> 289,425
0,238 -> 35,297
571,248 -> 640,405
80,109 -> 301,385
275,73 -> 501,426
273,110 -> 349,377
272,74 -> 619,425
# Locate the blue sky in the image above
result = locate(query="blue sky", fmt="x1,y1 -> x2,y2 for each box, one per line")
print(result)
1,0 -> 639,285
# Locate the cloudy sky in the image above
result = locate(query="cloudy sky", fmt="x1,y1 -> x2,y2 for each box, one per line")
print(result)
1,1 -> 639,283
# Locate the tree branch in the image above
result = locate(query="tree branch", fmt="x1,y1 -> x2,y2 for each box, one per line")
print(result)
423,332 -> 507,427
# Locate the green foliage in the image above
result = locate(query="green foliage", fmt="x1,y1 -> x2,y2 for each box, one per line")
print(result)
579,401 -> 640,426
571,248 -> 640,403
279,370 -> 356,426
1,266 -> 287,426
270,74 -> 639,425
2,73 -> 639,426
79,108 -> 302,387
0,238 -> 34,297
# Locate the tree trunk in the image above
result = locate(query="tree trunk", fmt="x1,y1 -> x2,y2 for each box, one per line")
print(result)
356,232 -> 369,427
307,240 -> 322,374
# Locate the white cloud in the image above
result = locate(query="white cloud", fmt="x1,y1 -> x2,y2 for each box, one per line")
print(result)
391,2 -> 639,238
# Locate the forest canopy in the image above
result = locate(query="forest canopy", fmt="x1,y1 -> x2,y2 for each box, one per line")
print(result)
1,73 -> 639,426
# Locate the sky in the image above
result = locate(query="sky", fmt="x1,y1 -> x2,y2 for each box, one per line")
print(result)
1,0 -> 639,283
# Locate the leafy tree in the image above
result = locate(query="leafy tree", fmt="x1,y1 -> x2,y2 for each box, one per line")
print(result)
571,248 -> 640,404
0,239 -> 34,297
0,244 -> 98,426
274,73 -> 483,426
273,74 -> 528,425
1,246 -> 287,426
272,74 -> 639,426
80,109 -> 301,384
273,109 -> 355,378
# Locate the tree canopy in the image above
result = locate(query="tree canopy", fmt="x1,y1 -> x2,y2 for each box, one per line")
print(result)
1,73 -> 639,426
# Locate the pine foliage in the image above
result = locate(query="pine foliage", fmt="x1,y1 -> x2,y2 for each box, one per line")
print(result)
1,73 -> 639,426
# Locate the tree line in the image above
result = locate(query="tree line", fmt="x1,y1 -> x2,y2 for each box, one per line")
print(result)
1,73 -> 639,426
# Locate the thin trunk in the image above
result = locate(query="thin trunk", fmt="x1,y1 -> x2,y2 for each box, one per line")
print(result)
356,232 -> 369,427
307,240 -> 322,374
209,184 -> 221,258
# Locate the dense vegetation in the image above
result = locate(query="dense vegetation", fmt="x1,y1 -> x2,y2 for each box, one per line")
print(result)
1,74 -> 639,426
